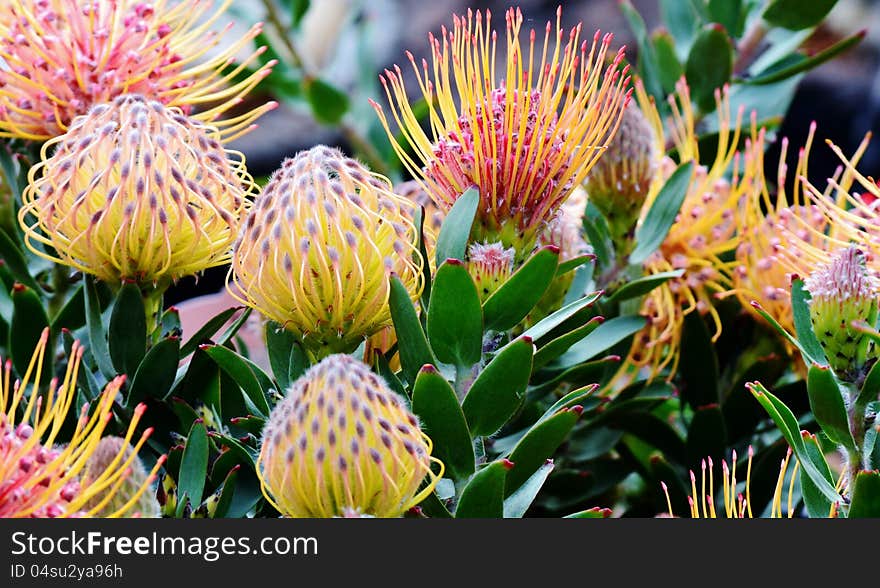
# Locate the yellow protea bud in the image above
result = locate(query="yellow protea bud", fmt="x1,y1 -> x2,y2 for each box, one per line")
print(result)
19,94 -> 256,287
466,242 -> 516,301
804,246 -> 880,381
257,354 -> 442,518
82,436 -> 161,518
228,145 -> 424,358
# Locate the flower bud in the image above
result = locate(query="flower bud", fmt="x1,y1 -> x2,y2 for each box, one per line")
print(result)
804,246 -> 880,380
257,355 -> 441,518
466,242 -> 516,301
82,437 -> 160,518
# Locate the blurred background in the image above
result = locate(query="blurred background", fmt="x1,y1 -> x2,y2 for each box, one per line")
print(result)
166,0 -> 880,305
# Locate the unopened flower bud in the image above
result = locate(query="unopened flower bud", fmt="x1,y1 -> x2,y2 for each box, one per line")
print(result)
466,242 -> 516,301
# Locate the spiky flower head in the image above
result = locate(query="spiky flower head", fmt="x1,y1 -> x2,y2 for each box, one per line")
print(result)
372,7 -> 629,254
804,246 -> 879,380
467,242 -> 515,301
257,354 -> 441,518
0,328 -> 164,518
0,0 -> 276,141
81,436 -> 161,517
228,145 -> 424,358
19,94 -> 256,287
584,101 -> 657,251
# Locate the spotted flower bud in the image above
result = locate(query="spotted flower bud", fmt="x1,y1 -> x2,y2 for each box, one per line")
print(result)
804,246 -> 880,380
467,242 -> 515,301
19,95 -> 256,287
229,145 -> 424,357
0,329 -> 164,518
82,437 -> 160,518
0,0 -> 276,141
584,102 -> 658,252
257,355 -> 442,518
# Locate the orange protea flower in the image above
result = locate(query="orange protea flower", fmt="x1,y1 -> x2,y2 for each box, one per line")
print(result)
613,80 -> 755,387
661,447 -> 802,518
372,7 -> 630,254
257,354 -> 442,518
0,328 -> 165,518
0,0 -> 276,141
18,94 -> 257,287
228,145 -> 424,358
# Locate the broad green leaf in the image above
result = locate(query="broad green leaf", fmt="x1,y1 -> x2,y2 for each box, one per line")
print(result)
503,460 -> 555,518
462,336 -> 534,436
411,366 -> 475,481
660,0 -> 700,60
707,0 -> 742,37
583,202 -> 614,271
763,0 -> 838,30
606,269 -> 684,304
426,260 -> 482,367
10,284 -> 50,380
791,279 -> 828,366
84,278 -> 117,379
305,78 -> 349,124
807,364 -> 855,448
685,24 -> 734,112
202,345 -> 271,418
555,315 -> 647,369
651,29 -> 684,93
388,275 -> 436,384
630,162 -> 695,265
210,466 -> 240,519
109,283 -> 147,376
848,470 -> 880,518
857,357 -> 880,407
455,460 -> 509,518
435,187 -> 478,267
265,321 -> 297,391
482,246 -> 559,331
800,432 -> 836,518
505,409 -> 580,495
128,337 -> 180,405
178,421 -> 209,508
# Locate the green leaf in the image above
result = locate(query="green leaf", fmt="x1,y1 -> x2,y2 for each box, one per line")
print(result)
630,162 -> 695,265
678,312 -> 720,410
482,246 -> 560,331
763,0 -> 838,30
685,24 -> 734,112
606,269 -> 685,304
563,507 -> 612,519
178,421 -> 209,509
583,202 -> 614,271
750,300 -> 814,362
532,316 -> 604,370
109,283 -> 147,376
202,345 -> 271,418
180,307 -> 240,357
462,336 -> 534,436
800,432 -> 836,518
740,31 -> 865,85
388,275 -> 436,384
806,364 -> 855,448
857,357 -> 880,407
791,278 -> 828,366
686,405 -> 727,468
620,0 -> 663,100
128,337 -> 180,405
503,460 -> 555,518
707,0 -> 742,37
414,205 -> 433,308
847,470 -> 880,518
455,460 -> 508,518
305,78 -> 350,124
426,260 -> 482,367
265,321 -> 297,391
521,291 -> 602,342
289,0 -> 311,28
554,315 -> 647,369
0,229 -> 40,291
652,29 -> 684,93
660,0 -> 700,60
505,409 -> 580,495
435,187 -> 478,267
10,284 -> 50,380
411,366 -> 475,481
210,465 -> 240,519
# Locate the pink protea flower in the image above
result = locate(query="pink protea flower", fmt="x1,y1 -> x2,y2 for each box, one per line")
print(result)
0,0 -> 276,140
372,7 -> 629,254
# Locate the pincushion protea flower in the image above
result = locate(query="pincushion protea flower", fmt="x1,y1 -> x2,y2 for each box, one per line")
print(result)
1,329 -> 164,517
19,94 -> 257,287
613,80 -> 754,387
82,436 -> 161,517
228,145 -> 424,358
257,354 -> 442,518
372,7 -> 630,254
0,0 -> 276,141
661,447 -> 800,518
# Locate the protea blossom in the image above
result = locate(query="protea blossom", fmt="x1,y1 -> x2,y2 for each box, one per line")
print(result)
371,7 -> 630,255
613,80 -> 755,387
661,447 -> 802,518
228,145 -> 424,358
18,94 -> 256,288
0,0 -> 276,141
257,354 -> 442,518
1,328 -> 164,518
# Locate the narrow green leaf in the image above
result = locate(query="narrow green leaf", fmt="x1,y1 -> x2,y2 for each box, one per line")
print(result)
266,321 -> 296,391
128,337 -> 180,405
800,432 -> 836,518
0,229 -> 40,291
847,470 -> 880,518
462,336 -> 534,436
620,0 -> 663,100
751,300 -> 813,360
202,345 -> 271,418
435,187 -> 478,267
455,460 -> 508,518
555,315 -> 647,369
533,316 -> 604,369
109,283 -> 147,376
388,275 -> 436,384
857,357 -> 880,407
741,31 -> 865,85
179,307 -> 240,357
685,24 -> 734,112
678,312 -> 720,410
807,364 -> 855,448
660,0 -> 700,60
10,284 -> 50,380
563,507 -> 612,519
411,366 -> 475,481
583,202 -> 614,271
503,460 -> 555,518
652,29 -> 684,93
686,405 -> 727,468
606,269 -> 685,304
178,421 -> 209,508
763,0 -> 838,30
426,260 -> 482,367
211,466 -> 240,519
482,246 -> 560,331
630,162 -> 694,265
791,278 -> 828,366
521,291 -> 602,342
505,409 -> 580,495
